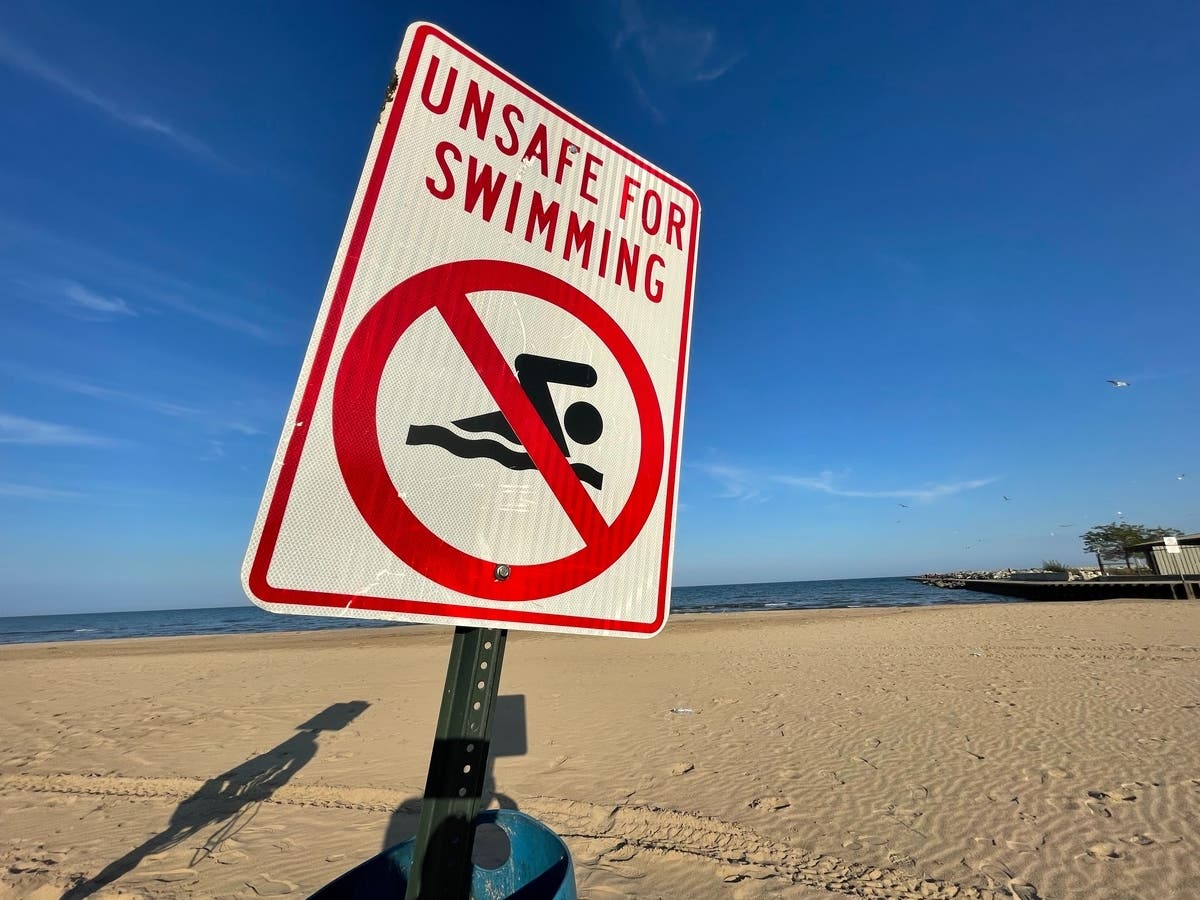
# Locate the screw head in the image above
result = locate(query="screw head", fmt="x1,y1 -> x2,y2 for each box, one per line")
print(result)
494,564 -> 511,581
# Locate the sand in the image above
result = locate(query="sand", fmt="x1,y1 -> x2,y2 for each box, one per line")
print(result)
1,598 -> 1198,899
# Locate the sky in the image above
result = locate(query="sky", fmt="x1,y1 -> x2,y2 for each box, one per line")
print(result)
1,1 -> 1198,615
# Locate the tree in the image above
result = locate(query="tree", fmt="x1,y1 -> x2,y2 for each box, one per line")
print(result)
1080,522 -> 1184,571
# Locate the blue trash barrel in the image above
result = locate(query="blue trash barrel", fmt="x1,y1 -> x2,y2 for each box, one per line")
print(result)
310,809 -> 576,899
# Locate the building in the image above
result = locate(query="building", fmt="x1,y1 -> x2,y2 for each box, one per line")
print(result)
1128,533 -> 1200,577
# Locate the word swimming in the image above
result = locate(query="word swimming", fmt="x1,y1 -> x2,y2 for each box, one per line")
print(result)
418,54 -> 690,304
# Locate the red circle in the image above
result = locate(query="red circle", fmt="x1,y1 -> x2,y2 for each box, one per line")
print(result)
332,260 -> 664,601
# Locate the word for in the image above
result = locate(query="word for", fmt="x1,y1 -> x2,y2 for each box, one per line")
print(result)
417,54 -> 690,303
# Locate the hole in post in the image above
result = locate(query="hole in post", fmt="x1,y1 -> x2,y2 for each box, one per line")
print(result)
458,787 -> 467,797
473,701 -> 481,710
477,681 -> 485,689
484,641 -> 493,650
462,764 -> 472,774
466,743 -> 475,753
472,822 -> 512,870
480,661 -> 488,670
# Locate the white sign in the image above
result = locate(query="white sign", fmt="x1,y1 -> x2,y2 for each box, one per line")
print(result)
1164,536 -> 1181,554
242,22 -> 700,637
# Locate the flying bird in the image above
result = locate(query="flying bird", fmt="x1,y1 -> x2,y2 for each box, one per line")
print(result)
898,503 -> 910,509
1178,474 -> 1186,480
1106,380 -> 1129,388
1003,495 -> 1011,501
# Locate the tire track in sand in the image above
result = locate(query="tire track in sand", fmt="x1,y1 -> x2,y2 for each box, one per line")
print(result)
0,773 -> 1009,899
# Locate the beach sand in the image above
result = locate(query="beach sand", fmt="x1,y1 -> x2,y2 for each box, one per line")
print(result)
1,598 -> 1198,899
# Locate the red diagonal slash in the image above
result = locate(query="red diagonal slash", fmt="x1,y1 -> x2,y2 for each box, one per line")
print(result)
434,291 -> 607,545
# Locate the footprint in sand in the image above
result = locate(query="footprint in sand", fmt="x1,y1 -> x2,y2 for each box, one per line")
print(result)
747,796 -> 790,811
1039,767 -> 1070,783
1086,843 -> 1123,860
133,868 -> 198,885
1009,883 -> 1042,900
842,832 -> 887,850
1087,788 -> 1137,802
598,844 -> 644,880
1122,834 -> 1154,846
670,761 -> 694,776
246,874 -> 299,895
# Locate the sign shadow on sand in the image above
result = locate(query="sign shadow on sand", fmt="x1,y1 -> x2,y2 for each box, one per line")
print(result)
61,700 -> 369,899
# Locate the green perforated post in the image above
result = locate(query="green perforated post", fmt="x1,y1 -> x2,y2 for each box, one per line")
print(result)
405,626 -> 508,899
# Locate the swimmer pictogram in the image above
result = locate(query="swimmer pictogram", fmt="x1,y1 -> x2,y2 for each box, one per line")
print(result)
405,354 -> 605,490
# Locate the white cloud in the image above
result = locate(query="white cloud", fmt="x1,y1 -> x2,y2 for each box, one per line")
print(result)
613,0 -> 743,120
0,28 -> 226,166
62,281 -> 136,318
692,462 -> 766,502
0,482 -> 83,500
0,412 -> 116,447
2,364 -> 267,436
0,215 -> 294,343
773,471 -> 998,503
694,462 -> 997,505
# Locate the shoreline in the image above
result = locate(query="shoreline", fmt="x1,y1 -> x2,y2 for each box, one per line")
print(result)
2,595 -> 1033,652
0,590 -> 1026,650
3,599 -> 1198,898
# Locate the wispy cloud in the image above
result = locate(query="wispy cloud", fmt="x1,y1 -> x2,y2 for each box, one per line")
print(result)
2,364 -> 266,436
0,412 -> 116,447
613,0 -> 743,121
0,215 -> 295,343
774,471 -> 998,503
3,365 -> 195,417
0,28 -> 226,166
0,482 -> 83,501
693,462 -> 766,502
61,280 -> 136,318
147,290 -> 284,343
694,462 -> 996,505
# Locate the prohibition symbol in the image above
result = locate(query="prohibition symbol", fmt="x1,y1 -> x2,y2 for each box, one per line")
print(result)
332,260 -> 665,602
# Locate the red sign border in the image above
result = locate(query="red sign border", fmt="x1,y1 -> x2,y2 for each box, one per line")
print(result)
246,22 -> 699,634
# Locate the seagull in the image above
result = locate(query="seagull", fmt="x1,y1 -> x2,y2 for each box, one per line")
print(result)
1003,495 -> 1011,501
1106,380 -> 1129,388
1178,474 -> 1186,480
898,503 -> 910,509
1058,523 -> 1073,528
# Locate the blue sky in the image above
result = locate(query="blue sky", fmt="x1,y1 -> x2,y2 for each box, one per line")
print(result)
1,1 -> 1197,615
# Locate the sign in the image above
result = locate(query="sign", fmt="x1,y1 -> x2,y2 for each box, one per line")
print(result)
1164,536 -> 1181,554
242,22 -> 699,637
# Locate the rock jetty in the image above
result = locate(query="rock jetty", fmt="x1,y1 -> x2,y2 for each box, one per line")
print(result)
912,570 -> 1019,589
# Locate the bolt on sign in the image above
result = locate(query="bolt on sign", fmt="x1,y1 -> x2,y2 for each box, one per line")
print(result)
242,22 -> 700,637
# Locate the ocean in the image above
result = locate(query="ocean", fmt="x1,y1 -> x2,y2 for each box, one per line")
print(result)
0,576 -> 1011,646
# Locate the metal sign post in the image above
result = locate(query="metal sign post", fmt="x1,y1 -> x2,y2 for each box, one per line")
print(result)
405,627 -> 507,899
1163,537 -> 1194,600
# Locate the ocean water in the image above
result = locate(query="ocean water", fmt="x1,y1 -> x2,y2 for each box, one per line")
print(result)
0,577 -> 1010,646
